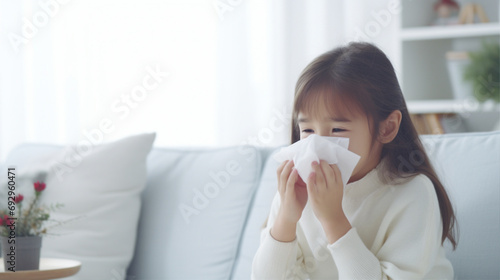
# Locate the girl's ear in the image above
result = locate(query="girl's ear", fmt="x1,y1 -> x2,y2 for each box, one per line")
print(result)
378,110 -> 402,143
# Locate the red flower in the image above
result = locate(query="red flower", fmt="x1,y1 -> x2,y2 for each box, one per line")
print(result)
14,194 -> 24,203
434,0 -> 459,10
34,181 -> 46,192
0,217 -> 3,226
2,214 -> 13,226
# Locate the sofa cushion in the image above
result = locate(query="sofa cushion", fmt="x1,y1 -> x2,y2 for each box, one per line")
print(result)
231,148 -> 280,280
127,146 -> 262,280
422,131 -> 500,279
0,133 -> 156,280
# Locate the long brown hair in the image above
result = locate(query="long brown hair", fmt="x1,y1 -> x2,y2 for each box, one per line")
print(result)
290,42 -> 457,249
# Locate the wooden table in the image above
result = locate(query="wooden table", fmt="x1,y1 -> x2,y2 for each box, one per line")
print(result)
0,258 -> 81,280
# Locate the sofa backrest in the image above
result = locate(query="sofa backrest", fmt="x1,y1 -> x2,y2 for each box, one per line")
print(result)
127,145 -> 266,280
423,131 -> 500,279
232,131 -> 500,279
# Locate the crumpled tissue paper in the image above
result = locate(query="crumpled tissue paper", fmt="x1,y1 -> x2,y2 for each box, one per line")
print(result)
272,134 -> 361,187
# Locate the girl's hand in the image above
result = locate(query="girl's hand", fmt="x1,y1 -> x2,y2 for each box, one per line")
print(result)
270,160 -> 308,242
276,160 -> 308,224
307,160 -> 352,244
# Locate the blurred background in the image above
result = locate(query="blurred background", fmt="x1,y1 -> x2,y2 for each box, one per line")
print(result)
1,0 -> 499,161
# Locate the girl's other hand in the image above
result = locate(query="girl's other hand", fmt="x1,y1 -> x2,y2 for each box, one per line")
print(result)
271,160 -> 308,242
276,160 -> 308,223
307,160 -> 352,244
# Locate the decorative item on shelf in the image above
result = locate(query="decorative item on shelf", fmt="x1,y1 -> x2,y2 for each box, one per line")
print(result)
409,112 -> 471,135
458,3 -> 489,24
0,182 -> 64,272
446,51 -> 474,101
463,41 -> 499,103
432,0 -> 460,26
410,113 -> 445,135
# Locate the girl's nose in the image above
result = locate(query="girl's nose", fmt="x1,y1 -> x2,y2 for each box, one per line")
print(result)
318,128 -> 331,137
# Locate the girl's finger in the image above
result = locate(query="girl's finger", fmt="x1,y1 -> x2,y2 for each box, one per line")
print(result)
277,160 -> 288,194
331,164 -> 342,186
276,160 -> 288,179
311,161 -> 326,190
279,160 -> 294,194
285,168 -> 299,199
321,160 -> 335,188
306,171 -> 316,196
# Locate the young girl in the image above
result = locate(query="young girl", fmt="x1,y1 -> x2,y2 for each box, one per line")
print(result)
252,42 -> 457,279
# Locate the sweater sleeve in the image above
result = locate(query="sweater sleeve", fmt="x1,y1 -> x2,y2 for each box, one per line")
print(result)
327,175 -> 452,280
251,193 -> 308,280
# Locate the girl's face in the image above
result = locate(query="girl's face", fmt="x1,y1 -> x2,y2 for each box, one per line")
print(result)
297,93 -> 383,184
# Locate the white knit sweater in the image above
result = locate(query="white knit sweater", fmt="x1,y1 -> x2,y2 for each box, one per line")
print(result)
251,163 -> 453,279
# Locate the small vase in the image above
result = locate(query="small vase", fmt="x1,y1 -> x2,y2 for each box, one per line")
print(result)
1,235 -> 42,271
446,51 -> 474,101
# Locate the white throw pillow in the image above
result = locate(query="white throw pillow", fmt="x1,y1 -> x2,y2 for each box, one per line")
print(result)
2,133 -> 156,280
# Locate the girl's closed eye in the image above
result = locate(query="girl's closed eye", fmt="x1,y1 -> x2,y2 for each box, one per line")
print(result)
301,128 -> 347,134
332,128 -> 346,133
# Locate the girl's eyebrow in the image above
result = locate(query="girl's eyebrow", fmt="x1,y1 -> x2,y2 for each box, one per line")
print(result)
329,117 -> 351,122
298,117 -> 351,123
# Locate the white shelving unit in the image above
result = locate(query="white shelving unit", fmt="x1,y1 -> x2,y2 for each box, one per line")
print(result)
396,0 -> 500,132
407,99 -> 500,114
401,22 -> 500,41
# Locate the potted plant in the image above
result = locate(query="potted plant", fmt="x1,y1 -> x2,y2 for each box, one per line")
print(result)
0,181 -> 63,271
463,41 -> 500,103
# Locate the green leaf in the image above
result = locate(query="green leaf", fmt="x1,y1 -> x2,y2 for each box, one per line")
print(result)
463,40 -> 500,103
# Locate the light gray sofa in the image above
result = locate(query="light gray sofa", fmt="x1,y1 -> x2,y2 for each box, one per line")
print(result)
127,131 -> 500,279
2,131 -> 499,279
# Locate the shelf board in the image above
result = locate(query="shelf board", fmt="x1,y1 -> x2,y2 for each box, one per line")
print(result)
407,99 -> 500,114
401,22 -> 500,41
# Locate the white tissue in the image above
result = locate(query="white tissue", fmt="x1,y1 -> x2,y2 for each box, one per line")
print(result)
273,134 -> 361,187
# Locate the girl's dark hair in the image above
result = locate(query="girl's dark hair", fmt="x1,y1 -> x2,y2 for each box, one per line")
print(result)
290,42 -> 457,249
